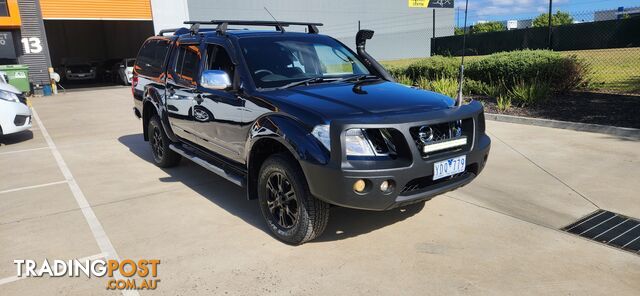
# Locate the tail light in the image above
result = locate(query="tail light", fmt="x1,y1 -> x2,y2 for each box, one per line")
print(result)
131,75 -> 138,95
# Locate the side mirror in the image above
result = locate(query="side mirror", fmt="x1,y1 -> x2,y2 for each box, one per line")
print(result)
200,70 -> 231,90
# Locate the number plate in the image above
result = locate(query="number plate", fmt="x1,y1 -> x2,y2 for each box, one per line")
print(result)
433,155 -> 466,180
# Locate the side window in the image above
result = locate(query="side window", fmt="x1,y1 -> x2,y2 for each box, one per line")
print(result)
174,44 -> 202,86
135,39 -> 170,77
206,44 -> 235,79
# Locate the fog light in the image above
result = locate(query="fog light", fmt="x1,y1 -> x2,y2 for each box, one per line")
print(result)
353,179 -> 366,193
380,180 -> 394,193
380,180 -> 390,192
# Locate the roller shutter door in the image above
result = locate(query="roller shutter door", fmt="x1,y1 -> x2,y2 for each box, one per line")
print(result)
40,0 -> 152,20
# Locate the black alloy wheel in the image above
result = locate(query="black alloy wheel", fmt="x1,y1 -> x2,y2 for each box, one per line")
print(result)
265,172 -> 299,229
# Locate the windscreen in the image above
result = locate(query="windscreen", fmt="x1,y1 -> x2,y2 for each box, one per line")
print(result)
239,35 -> 370,89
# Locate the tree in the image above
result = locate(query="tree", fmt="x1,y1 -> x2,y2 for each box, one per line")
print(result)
470,21 -> 505,34
532,11 -> 574,27
454,27 -> 465,35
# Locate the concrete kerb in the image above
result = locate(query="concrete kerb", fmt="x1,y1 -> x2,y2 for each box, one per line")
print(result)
485,113 -> 640,140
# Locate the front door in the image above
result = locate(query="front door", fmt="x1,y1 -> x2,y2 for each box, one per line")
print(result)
192,42 -> 246,163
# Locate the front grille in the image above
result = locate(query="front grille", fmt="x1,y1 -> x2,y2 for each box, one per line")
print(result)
409,118 -> 474,158
563,210 -> 640,254
401,163 -> 479,196
13,115 -> 29,126
401,172 -> 470,195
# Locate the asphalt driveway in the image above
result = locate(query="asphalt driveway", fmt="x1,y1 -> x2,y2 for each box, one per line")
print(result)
1,87 -> 639,295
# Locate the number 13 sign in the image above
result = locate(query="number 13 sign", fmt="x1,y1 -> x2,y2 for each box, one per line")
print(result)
21,37 -> 43,54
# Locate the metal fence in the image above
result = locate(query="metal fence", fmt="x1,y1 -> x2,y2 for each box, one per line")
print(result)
434,9 -> 640,93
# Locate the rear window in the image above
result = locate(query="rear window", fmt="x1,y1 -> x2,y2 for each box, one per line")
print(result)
135,39 -> 170,77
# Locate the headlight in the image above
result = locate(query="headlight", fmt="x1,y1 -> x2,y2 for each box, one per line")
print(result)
66,70 -> 72,74
345,129 -> 375,156
0,90 -> 19,103
311,125 -> 331,151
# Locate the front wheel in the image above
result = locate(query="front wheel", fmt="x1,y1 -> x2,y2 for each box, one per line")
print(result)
147,116 -> 181,168
258,154 -> 329,245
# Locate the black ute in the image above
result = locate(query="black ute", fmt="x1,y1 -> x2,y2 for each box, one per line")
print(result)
132,20 -> 491,244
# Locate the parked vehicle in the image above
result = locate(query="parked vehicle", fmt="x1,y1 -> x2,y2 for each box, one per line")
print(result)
99,58 -> 122,83
115,58 -> 135,85
0,81 -> 31,136
132,21 -> 491,244
60,58 -> 97,82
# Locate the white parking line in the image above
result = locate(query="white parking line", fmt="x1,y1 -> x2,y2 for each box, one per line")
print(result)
0,180 -> 67,195
0,147 -> 50,156
32,108 -> 139,296
0,253 -> 106,286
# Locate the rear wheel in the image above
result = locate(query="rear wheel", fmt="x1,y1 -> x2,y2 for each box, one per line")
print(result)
147,116 -> 181,167
258,154 -> 329,244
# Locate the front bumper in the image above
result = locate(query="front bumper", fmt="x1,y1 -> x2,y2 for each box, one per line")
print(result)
66,72 -> 96,80
0,101 -> 32,135
300,101 -> 491,211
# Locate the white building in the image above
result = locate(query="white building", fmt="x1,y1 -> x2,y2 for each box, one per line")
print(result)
150,0 -> 455,60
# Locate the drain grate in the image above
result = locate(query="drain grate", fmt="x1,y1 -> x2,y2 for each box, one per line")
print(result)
562,210 -> 640,254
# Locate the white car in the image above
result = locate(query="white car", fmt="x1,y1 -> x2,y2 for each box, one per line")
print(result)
0,82 -> 31,136
116,58 -> 135,85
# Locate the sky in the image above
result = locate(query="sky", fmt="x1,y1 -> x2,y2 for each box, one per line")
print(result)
453,0 -> 640,25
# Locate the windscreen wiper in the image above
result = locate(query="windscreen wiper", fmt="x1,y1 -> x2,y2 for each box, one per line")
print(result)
279,77 -> 327,89
335,74 -> 380,83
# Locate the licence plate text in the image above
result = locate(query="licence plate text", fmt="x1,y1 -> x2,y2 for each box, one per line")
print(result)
433,155 -> 466,180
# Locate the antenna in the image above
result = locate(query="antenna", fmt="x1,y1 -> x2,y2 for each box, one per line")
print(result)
455,0 -> 470,107
264,7 -> 285,32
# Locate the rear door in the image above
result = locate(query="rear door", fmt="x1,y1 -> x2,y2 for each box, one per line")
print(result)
165,39 -> 203,143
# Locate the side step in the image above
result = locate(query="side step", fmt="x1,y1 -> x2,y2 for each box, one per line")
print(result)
169,144 -> 244,187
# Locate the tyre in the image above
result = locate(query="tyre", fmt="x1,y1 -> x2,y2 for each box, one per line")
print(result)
258,153 -> 329,244
147,116 -> 181,168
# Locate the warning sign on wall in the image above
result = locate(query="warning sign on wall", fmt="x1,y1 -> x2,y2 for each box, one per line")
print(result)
408,0 -> 454,8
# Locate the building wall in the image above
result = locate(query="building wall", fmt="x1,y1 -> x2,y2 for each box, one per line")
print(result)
17,0 -> 52,85
40,0 -> 152,20
155,0 -> 454,60
594,7 -> 640,21
150,0 -> 189,34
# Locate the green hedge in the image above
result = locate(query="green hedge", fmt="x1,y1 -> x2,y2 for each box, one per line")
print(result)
404,56 -> 460,81
388,50 -> 590,93
465,50 -> 590,92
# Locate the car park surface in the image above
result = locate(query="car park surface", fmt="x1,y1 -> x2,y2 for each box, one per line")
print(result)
0,87 -> 639,295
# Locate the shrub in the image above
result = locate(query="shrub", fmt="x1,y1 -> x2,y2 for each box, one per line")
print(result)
412,77 -> 459,98
394,74 -> 414,86
429,77 -> 459,98
387,66 -> 409,80
466,50 -> 589,92
405,56 -> 459,81
463,79 -> 504,97
507,80 -> 551,107
496,95 -> 512,111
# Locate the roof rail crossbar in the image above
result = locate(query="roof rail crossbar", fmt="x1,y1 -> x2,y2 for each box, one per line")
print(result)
157,28 -> 182,36
183,20 -> 323,35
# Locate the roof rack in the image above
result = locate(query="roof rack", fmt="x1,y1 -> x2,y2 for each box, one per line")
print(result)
183,20 -> 323,35
157,27 -> 190,36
